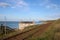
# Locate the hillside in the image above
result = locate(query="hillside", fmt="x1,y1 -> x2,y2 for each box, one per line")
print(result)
1,19 -> 60,40
27,19 -> 60,40
3,20 -> 53,40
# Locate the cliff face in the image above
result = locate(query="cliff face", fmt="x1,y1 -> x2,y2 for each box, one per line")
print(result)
19,21 -> 35,31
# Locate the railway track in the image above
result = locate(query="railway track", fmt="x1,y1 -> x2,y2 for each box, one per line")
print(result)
3,22 -> 52,40
23,23 -> 52,40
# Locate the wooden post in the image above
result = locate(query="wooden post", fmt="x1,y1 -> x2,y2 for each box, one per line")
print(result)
4,16 -> 7,36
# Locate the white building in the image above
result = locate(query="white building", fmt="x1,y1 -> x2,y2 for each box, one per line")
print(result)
19,21 -> 35,31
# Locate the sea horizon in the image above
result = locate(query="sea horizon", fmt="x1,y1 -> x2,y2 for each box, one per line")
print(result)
0,21 -> 43,29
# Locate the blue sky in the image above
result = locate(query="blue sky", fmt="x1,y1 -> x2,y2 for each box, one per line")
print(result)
0,0 -> 60,21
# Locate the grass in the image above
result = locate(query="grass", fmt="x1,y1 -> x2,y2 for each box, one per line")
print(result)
0,24 -> 42,40
27,19 -> 60,40
0,26 -> 21,39
22,24 -> 41,32
0,30 -> 22,40
0,19 -> 60,40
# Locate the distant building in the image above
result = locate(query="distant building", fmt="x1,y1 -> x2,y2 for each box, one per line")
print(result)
19,21 -> 35,30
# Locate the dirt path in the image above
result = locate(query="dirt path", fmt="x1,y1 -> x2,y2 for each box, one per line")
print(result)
3,22 -> 52,40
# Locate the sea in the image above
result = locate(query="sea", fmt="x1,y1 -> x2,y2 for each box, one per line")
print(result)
0,21 -> 43,29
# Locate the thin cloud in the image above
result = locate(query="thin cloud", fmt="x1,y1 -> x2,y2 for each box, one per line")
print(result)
39,0 -> 60,9
0,2 -> 11,8
45,4 -> 59,9
14,0 -> 28,8
0,0 -> 29,8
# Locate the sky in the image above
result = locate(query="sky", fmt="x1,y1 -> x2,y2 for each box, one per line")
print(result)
0,0 -> 60,21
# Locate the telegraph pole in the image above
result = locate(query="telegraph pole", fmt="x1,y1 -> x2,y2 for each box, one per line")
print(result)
4,16 -> 7,36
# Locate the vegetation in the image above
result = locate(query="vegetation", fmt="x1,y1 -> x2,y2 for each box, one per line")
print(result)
0,19 -> 60,40
0,25 -> 17,39
27,19 -> 60,40
22,24 -> 41,32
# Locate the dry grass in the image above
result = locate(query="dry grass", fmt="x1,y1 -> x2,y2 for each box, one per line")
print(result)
27,19 -> 60,40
